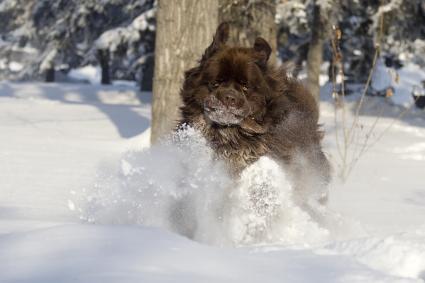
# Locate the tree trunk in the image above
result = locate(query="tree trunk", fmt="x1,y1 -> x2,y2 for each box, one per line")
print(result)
45,66 -> 55,82
306,1 -> 328,105
151,0 -> 219,143
140,53 -> 154,91
218,0 -> 277,63
97,49 -> 110,85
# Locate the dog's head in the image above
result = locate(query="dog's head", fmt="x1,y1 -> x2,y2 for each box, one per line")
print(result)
191,23 -> 273,131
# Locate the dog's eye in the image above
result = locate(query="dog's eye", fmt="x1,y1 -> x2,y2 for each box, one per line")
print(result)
209,81 -> 220,89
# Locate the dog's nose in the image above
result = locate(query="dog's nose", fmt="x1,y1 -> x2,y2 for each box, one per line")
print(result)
221,91 -> 241,108
224,93 -> 237,106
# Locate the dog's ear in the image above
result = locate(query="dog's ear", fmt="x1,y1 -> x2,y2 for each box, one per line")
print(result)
253,37 -> 272,68
200,22 -> 229,64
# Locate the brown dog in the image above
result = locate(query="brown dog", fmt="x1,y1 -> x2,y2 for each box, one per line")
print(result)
178,23 -> 330,203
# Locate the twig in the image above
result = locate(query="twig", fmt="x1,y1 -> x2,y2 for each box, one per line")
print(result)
330,5 -> 393,181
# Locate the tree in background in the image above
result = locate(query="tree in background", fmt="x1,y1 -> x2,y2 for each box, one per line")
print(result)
306,0 -> 332,103
1,0 -> 424,109
0,0 -> 155,84
150,0 -> 219,143
277,0 -> 425,83
96,49 -> 111,85
219,0 -> 277,62
151,0 -> 277,143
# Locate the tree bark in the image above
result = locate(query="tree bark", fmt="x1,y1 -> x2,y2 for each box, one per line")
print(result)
97,49 -> 111,85
45,66 -> 55,82
140,53 -> 154,91
151,0 -> 219,143
218,0 -> 277,63
306,1 -> 328,105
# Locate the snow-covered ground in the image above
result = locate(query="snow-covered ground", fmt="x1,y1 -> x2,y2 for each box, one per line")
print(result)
1,80 -> 425,282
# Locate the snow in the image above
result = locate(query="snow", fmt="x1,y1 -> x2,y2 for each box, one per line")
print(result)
1,80 -> 425,282
369,61 -> 425,106
392,63 -> 425,106
1,225 -> 416,283
39,49 -> 58,72
77,133 -> 348,247
371,58 -> 393,92
95,8 -> 156,52
131,9 -> 156,31
324,229 -> 425,279
96,27 -> 139,52
0,60 -> 25,72
67,66 -> 140,86
68,65 -> 102,84
8,61 -> 24,72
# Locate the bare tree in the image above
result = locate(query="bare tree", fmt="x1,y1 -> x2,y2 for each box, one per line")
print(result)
40,46 -> 58,83
151,0 -> 219,143
306,0 -> 331,104
219,0 -> 277,63
45,66 -> 55,82
97,49 -> 111,85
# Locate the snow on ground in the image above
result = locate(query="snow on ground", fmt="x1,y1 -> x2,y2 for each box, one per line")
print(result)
68,65 -> 103,84
0,80 -> 425,282
0,82 -> 150,227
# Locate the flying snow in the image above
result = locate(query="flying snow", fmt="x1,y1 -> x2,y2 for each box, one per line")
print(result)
76,126 -> 362,247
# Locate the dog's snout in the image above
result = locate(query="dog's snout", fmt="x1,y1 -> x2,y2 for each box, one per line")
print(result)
224,92 -> 238,107
218,89 -> 243,108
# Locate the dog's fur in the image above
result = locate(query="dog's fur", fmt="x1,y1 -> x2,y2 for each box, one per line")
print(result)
178,23 -> 330,200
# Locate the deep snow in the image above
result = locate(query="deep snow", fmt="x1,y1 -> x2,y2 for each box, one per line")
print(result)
0,80 -> 425,282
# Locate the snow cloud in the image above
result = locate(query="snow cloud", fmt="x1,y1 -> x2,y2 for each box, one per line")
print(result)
75,127 -> 362,247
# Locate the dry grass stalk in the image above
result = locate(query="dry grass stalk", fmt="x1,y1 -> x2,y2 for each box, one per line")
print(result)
329,9 -> 415,182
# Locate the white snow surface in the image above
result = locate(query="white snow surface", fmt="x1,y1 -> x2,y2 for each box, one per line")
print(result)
370,62 -> 425,106
68,65 -> 102,84
1,81 -> 425,282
